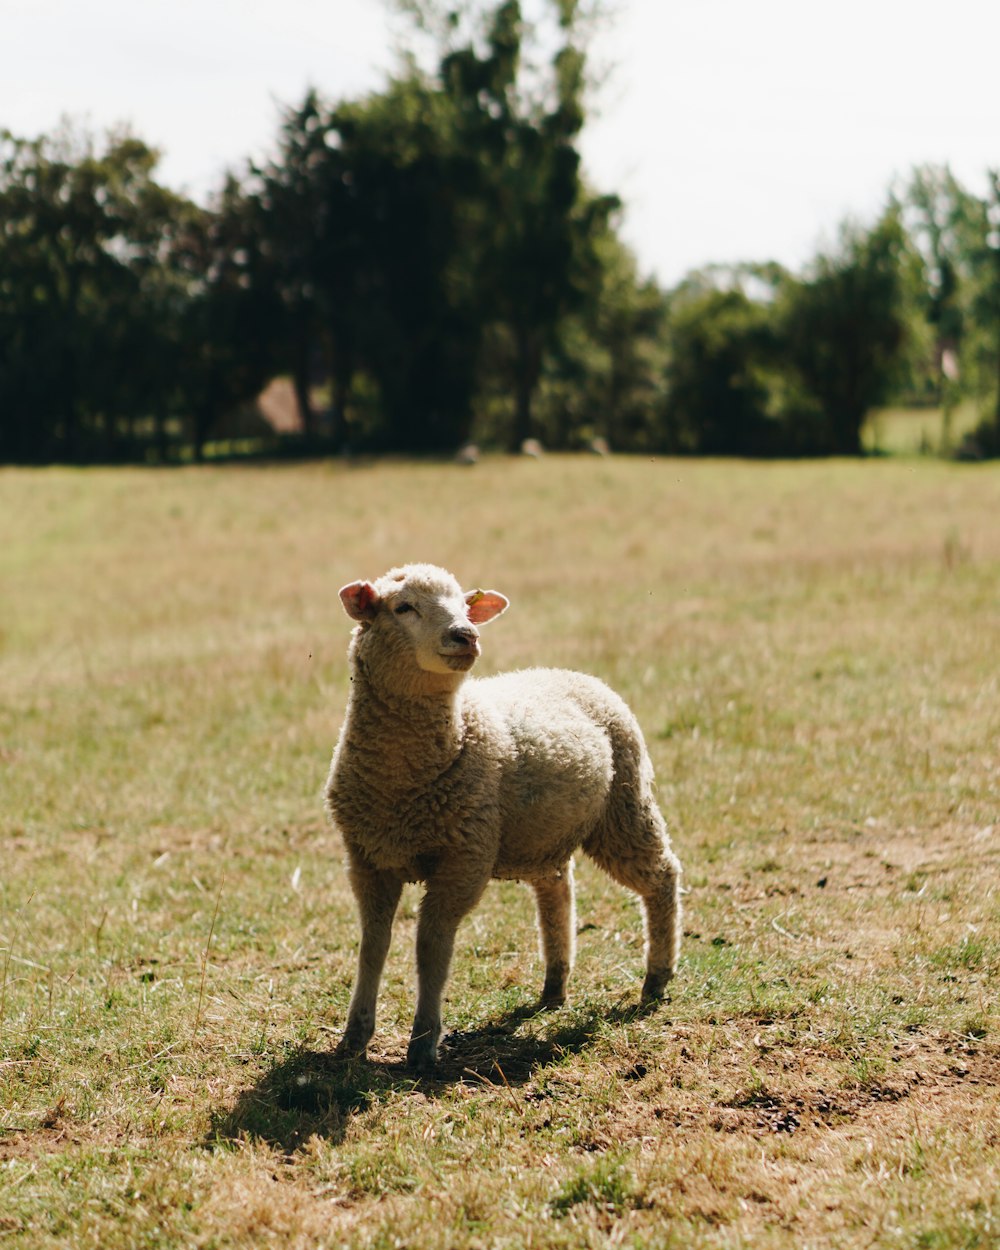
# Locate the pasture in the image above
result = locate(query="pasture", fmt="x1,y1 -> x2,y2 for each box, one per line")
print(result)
1,455 -> 999,1249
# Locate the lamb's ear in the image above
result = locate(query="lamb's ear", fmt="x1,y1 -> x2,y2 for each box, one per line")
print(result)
465,588 -> 509,625
339,580 -> 381,622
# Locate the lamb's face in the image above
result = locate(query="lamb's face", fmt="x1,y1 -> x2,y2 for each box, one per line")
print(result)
385,569 -> 486,676
340,564 -> 509,684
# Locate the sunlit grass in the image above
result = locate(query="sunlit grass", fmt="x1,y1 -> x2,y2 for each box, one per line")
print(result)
863,403 -> 981,455
1,455 -> 999,1248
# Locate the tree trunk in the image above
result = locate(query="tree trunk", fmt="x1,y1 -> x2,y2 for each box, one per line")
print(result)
826,396 -> 864,456
331,373 -> 350,452
154,397 -> 170,463
994,263 -> 1000,433
293,320 -> 315,441
509,326 -> 539,452
194,371 -> 217,461
328,338 -> 353,452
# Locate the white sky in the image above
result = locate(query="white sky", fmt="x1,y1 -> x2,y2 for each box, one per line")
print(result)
4,0 -> 999,287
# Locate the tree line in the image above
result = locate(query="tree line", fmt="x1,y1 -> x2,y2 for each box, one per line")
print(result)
2,0 -> 999,465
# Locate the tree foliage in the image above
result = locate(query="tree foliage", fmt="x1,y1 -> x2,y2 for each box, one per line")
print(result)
664,271 -> 783,456
779,207 -> 916,454
0,126 -> 186,461
1,7 -> 999,464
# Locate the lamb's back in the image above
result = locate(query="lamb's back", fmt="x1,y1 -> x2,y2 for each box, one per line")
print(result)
468,667 -> 640,742
464,668 -> 626,879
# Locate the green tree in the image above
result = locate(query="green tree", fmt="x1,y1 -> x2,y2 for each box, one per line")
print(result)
962,171 -> 1000,446
900,166 -> 982,444
900,166 -> 1000,446
250,95 -> 329,443
255,0 -> 614,455
251,90 -> 383,448
250,72 -> 494,454
662,267 -> 786,455
779,207 -> 914,455
169,173 -> 281,460
437,0 -> 614,449
536,226 -> 666,451
330,74 -> 486,452
0,125 -> 194,462
985,170 -> 1000,437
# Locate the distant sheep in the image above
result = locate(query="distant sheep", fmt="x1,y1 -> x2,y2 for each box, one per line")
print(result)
324,563 -> 682,1070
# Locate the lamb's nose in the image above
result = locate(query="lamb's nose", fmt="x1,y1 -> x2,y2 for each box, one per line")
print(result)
449,625 -> 479,646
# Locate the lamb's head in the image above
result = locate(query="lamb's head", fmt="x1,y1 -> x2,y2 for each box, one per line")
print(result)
339,563 -> 508,691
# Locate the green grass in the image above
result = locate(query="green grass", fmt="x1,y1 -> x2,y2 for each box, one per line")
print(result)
2,454 -> 999,1248
863,403 -> 981,455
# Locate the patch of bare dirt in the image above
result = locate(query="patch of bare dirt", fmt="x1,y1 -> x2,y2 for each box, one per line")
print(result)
0,1097 -> 162,1164
707,1039 -> 1000,1135
0,1097 -> 77,1161
797,821 -> 1000,890
550,1030 -> 1000,1154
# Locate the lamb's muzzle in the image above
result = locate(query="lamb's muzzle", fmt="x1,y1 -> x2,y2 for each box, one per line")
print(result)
444,623 -> 479,651
324,562 -> 682,1071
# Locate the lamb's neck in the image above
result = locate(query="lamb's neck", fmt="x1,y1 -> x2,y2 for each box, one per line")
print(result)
345,661 -> 465,785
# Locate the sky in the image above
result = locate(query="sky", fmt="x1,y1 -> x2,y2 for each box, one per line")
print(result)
4,0 -> 999,287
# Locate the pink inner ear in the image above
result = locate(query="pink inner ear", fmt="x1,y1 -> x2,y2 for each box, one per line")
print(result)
340,580 -> 379,621
466,589 -> 509,625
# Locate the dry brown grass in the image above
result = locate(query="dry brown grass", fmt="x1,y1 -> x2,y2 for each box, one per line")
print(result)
1,455 -> 999,1248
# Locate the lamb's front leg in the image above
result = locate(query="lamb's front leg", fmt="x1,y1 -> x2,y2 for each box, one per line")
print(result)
408,863 -> 490,1071
336,858 -> 402,1059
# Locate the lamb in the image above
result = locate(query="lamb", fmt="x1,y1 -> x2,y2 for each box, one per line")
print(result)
324,563 -> 682,1070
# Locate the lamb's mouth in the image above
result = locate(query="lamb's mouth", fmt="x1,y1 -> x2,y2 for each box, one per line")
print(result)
441,649 -> 479,670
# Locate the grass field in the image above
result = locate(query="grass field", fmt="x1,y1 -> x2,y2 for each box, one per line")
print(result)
863,405 -> 982,456
2,455 -> 999,1249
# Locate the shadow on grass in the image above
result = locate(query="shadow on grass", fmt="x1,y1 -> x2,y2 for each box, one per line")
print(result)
207,998 -> 657,1154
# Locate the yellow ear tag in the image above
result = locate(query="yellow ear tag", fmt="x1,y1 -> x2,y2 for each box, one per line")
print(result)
467,590 -> 485,605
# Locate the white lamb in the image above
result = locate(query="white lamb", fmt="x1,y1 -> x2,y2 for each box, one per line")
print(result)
324,563 -> 682,1070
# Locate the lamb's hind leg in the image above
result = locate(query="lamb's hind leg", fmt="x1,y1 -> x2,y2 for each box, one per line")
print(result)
533,861 -> 575,1007
586,813 -> 681,1003
637,849 -> 682,1002
336,858 -> 402,1059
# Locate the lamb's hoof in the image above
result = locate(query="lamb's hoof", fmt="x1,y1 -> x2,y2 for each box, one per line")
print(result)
640,971 -> 673,1004
333,1031 -> 369,1062
406,1038 -> 439,1074
540,972 -> 568,1009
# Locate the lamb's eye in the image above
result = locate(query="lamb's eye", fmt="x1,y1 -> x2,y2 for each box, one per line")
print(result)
394,602 -> 416,616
